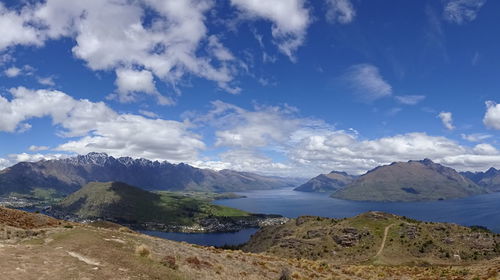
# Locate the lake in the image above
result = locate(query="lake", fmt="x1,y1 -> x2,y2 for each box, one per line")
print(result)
215,187 -> 500,233
140,228 -> 259,247
145,187 -> 500,246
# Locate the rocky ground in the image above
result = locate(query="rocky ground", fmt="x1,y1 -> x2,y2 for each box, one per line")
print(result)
0,207 -> 499,279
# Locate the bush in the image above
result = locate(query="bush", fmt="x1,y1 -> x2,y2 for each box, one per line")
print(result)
160,255 -> 178,270
279,268 -> 292,280
135,244 -> 151,257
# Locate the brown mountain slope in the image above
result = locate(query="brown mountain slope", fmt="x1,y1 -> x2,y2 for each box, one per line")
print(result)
332,159 -> 487,202
0,208 -> 499,279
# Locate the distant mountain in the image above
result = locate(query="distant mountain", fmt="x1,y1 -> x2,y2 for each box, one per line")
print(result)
294,171 -> 356,193
461,167 -> 500,192
332,159 -> 487,202
0,152 -> 300,196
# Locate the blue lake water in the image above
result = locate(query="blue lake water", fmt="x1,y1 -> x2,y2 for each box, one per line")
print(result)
214,187 -> 500,233
140,228 -> 259,247
144,188 -> 500,247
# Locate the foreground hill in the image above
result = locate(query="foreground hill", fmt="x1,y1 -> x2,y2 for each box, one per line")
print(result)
294,171 -> 355,193
243,211 -> 500,266
1,208 -> 499,280
0,152 -> 300,196
462,167 -> 500,192
51,182 -> 283,232
332,159 -> 486,201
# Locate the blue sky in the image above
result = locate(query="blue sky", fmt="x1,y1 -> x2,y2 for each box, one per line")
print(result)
1,0 -> 500,177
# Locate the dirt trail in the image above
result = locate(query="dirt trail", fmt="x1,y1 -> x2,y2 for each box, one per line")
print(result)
376,223 -> 395,257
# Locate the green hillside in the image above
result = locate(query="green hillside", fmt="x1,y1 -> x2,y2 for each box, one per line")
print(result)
54,182 -> 248,226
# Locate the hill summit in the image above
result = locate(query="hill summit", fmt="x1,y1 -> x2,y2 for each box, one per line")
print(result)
332,159 -> 487,201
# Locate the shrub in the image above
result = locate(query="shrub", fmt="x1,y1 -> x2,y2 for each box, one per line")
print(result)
160,255 -> 178,270
279,268 -> 292,280
135,244 -> 151,257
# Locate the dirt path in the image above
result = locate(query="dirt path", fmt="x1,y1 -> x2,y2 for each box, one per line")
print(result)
376,223 -> 395,257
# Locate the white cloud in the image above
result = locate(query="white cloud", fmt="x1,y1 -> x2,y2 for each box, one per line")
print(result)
0,87 -> 205,162
193,149 -> 291,176
0,153 -> 69,170
57,115 -> 205,162
0,0 -> 241,102
472,143 -> 498,155
483,101 -> 500,130
289,130 -> 500,174
37,76 -> 55,86
342,64 -> 392,102
138,110 -> 159,118
0,87 -> 118,136
196,100 -> 309,149
395,95 -> 426,105
231,0 -> 310,61
325,0 -> 356,24
113,68 -> 173,105
438,111 -> 455,130
4,66 -> 21,77
443,0 -> 486,24
28,145 -> 49,151
191,102 -> 500,176
461,133 -> 492,142
0,3 -> 43,50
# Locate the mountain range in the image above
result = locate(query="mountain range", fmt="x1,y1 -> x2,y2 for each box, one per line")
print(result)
0,152 -> 301,196
461,167 -> 500,192
297,159 -> 492,202
294,171 -> 356,193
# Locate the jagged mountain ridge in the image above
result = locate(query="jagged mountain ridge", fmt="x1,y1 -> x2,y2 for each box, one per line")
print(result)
294,171 -> 356,193
331,159 -> 488,201
0,152 -> 300,195
461,167 -> 500,192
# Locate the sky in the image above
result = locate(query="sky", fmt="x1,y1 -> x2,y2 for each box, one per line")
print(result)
0,0 -> 500,177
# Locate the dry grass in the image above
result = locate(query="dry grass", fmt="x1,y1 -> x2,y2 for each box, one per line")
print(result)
135,244 -> 151,257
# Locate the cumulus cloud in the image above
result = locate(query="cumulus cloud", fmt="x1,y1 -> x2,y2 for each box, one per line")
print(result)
395,95 -> 426,105
443,0 -> 486,24
288,130 -> 500,174
0,87 -> 205,162
0,0 -> 241,102
193,149 -> 291,176
113,68 -> 173,105
325,0 -> 356,24
483,101 -> 500,129
0,87 -> 118,135
190,101 -> 500,176
231,0 -> 310,61
194,100 -> 322,149
4,66 -> 21,77
342,64 -> 392,102
0,3 -> 43,50
0,153 -> 68,170
438,111 -> 455,130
